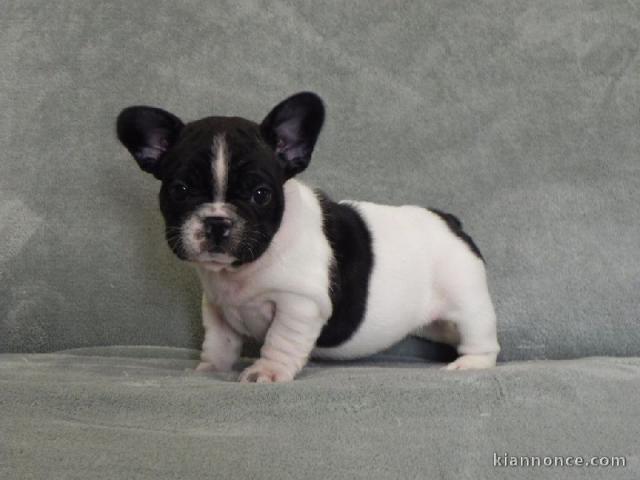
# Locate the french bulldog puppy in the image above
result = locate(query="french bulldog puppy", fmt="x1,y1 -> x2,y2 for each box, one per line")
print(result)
116,92 -> 500,383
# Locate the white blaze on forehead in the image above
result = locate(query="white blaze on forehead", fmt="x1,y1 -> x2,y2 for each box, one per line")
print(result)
211,134 -> 228,203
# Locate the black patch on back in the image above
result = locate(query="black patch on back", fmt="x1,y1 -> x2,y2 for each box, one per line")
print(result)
428,208 -> 484,261
315,192 -> 374,348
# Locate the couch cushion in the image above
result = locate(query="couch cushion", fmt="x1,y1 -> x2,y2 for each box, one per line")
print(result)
1,347 -> 639,479
1,1 -> 640,359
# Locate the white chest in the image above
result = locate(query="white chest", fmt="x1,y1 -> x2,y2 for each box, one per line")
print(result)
199,269 -> 276,341
220,301 -> 275,341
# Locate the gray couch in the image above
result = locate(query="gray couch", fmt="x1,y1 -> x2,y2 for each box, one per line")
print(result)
1,1 -> 639,479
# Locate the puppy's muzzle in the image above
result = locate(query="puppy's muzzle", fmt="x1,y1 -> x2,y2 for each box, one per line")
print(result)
203,216 -> 233,247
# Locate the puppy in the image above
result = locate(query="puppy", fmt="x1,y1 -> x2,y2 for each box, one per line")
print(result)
116,92 -> 500,383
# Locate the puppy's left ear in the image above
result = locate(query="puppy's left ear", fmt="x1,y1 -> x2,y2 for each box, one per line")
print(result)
260,92 -> 325,179
116,106 -> 184,179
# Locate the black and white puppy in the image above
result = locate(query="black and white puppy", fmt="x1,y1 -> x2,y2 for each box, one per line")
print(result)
116,92 -> 500,383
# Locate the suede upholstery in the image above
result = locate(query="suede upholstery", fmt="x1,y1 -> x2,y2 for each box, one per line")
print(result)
1,0 -> 639,359
1,348 -> 639,480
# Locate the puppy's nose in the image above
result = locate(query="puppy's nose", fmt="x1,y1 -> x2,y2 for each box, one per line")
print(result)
203,216 -> 233,242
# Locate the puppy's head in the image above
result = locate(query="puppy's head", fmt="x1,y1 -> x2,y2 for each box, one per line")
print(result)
116,92 -> 324,270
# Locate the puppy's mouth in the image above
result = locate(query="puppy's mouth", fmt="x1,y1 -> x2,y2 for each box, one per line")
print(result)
171,210 -> 263,269
192,251 -> 238,271
181,219 -> 241,268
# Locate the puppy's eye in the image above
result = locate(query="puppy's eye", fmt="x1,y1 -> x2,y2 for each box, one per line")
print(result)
169,182 -> 189,202
251,186 -> 272,206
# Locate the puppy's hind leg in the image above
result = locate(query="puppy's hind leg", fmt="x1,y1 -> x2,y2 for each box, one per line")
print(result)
442,284 -> 500,371
412,319 -> 461,347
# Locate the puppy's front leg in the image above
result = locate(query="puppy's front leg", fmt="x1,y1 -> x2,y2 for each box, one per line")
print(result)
239,297 -> 325,383
195,295 -> 243,373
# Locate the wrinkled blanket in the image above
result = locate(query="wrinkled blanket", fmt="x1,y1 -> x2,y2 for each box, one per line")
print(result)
1,347 -> 639,479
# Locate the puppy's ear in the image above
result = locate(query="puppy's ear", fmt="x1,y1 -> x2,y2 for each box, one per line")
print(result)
116,106 -> 184,179
260,92 -> 325,179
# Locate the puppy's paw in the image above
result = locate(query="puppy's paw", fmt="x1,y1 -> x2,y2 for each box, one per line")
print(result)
445,353 -> 497,371
194,361 -> 217,373
238,359 -> 294,384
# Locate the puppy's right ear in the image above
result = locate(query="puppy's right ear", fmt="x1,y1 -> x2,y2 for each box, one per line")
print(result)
116,106 -> 184,179
260,92 -> 325,179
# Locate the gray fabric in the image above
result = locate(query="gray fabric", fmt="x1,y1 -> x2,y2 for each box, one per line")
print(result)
1,347 -> 639,480
1,1 -> 639,360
